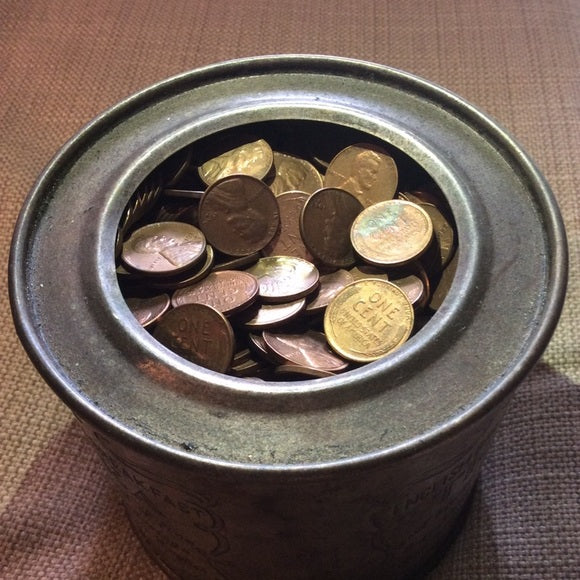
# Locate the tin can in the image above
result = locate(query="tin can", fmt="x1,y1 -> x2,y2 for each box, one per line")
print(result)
9,56 -> 567,579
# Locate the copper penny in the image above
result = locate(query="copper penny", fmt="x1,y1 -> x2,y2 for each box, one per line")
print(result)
172,270 -> 259,316
198,174 -> 280,256
269,151 -> 323,195
242,298 -> 306,330
122,221 -> 207,276
198,138 -> 273,186
262,190 -> 313,261
244,256 -> 319,303
350,200 -> 433,267
304,269 -> 354,314
389,263 -> 430,309
147,246 -> 215,291
324,279 -> 414,363
300,187 -> 363,268
153,303 -> 235,373
263,329 -> 349,372
418,203 -> 456,269
125,294 -> 170,327
273,365 -> 336,379
324,143 -> 398,207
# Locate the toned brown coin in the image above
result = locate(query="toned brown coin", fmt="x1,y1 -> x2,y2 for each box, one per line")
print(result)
304,269 -> 354,314
244,256 -> 319,303
122,222 -> 207,276
300,187 -> 363,268
324,279 -> 414,363
125,294 -> 170,327
198,138 -> 273,186
418,203 -> 456,269
324,143 -> 398,207
148,246 -> 215,291
263,329 -> 349,372
351,200 -> 433,267
153,303 -> 235,373
269,152 -> 323,195
242,298 -> 306,330
262,190 -> 313,261
198,175 -> 280,257
172,270 -> 259,316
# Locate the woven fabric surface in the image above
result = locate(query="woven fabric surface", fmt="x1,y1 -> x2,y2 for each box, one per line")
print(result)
1,0 -> 578,578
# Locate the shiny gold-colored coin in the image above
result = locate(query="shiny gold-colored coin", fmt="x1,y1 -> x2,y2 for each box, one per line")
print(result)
198,138 -> 273,186
324,279 -> 414,363
269,151 -> 323,195
350,200 -> 433,267
323,143 -> 398,207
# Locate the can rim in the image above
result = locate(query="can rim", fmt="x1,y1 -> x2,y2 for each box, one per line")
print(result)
9,55 -> 568,472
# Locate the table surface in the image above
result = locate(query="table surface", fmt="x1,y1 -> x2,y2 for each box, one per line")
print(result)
1,1 -> 578,578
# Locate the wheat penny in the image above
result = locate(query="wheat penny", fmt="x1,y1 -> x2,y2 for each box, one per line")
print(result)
153,303 -> 235,373
172,270 -> 259,316
122,222 -> 206,276
350,200 -> 433,267
245,256 -> 319,303
324,143 -> 398,207
324,279 -> 414,363
198,174 -> 280,256
270,151 -> 323,195
300,187 -> 363,268
126,294 -> 170,327
198,138 -> 273,186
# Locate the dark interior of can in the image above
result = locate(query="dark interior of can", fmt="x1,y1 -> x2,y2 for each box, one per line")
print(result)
115,120 -> 458,382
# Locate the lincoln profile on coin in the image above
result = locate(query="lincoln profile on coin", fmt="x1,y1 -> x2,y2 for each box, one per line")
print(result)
340,150 -> 382,206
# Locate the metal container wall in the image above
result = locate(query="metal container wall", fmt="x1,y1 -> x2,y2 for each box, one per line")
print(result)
9,56 -> 567,579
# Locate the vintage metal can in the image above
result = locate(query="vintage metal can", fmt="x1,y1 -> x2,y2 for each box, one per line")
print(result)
9,56 -> 567,579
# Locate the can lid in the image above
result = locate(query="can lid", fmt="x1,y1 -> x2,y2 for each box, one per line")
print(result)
9,56 -> 567,470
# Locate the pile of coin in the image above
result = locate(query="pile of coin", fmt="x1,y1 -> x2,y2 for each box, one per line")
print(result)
116,133 -> 458,380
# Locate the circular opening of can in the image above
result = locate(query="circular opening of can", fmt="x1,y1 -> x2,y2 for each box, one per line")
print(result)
114,119 -> 463,386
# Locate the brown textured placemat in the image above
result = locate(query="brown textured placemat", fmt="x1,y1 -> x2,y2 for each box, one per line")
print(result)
1,1 -> 578,578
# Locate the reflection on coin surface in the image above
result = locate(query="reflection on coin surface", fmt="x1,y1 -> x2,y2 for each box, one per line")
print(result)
242,298 -> 306,329
324,279 -> 414,362
172,270 -> 259,316
263,190 -> 313,260
300,187 -> 363,268
126,294 -> 170,327
273,365 -> 336,379
304,269 -> 354,314
324,143 -> 398,207
270,151 -> 323,195
153,303 -> 234,373
199,175 -> 280,256
263,329 -> 349,372
122,222 -> 206,275
245,256 -> 319,303
198,138 -> 273,186
351,200 -> 433,267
